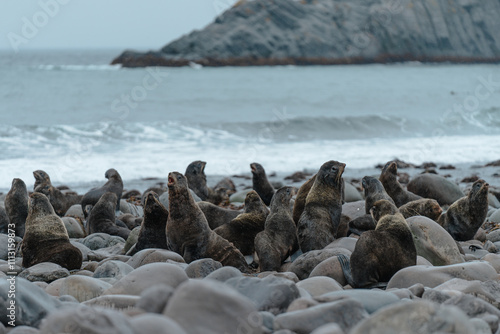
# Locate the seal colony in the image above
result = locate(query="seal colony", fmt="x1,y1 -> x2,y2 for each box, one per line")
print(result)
1,158 -> 500,333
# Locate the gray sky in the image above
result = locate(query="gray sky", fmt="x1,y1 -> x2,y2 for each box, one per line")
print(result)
0,0 -> 238,51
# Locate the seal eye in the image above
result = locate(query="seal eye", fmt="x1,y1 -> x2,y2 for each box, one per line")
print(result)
177,175 -> 182,180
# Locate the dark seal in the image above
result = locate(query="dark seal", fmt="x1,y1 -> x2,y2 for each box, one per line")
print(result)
297,160 -> 345,252
292,174 -> 316,225
5,178 -> 29,237
379,161 -> 422,207
184,160 -> 230,205
255,186 -> 297,272
22,193 -> 83,270
250,162 -> 275,206
398,198 -> 442,221
33,170 -> 51,191
133,191 -> 169,254
197,201 -> 241,230
214,190 -> 269,255
166,172 -> 250,273
350,199 -> 416,288
81,168 -> 123,218
362,176 -> 395,214
438,179 -> 489,241
87,192 -> 130,240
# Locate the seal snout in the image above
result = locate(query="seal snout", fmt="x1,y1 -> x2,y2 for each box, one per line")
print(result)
167,174 -> 175,186
250,163 -> 257,173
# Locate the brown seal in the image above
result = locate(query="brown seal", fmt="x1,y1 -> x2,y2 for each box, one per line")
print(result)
133,191 -> 169,254
87,192 -> 130,240
22,193 -> 82,270
350,199 -> 416,288
398,198 -> 442,221
250,162 -> 275,206
197,201 -> 241,230
438,179 -> 489,241
5,178 -> 29,237
35,183 -> 82,217
81,168 -> 123,218
362,176 -> 395,214
292,174 -> 316,225
379,161 -> 422,207
407,173 -> 464,206
184,160 -> 230,205
255,186 -> 297,271
166,172 -> 250,272
214,190 -> 269,255
297,160 -> 345,252
33,170 -> 51,191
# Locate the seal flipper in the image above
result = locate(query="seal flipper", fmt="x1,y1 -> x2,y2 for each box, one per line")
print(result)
337,254 -> 356,287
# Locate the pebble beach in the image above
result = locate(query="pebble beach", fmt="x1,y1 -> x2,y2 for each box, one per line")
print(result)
0,157 -> 500,334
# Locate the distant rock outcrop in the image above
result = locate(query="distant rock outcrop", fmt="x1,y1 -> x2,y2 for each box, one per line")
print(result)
112,0 -> 500,67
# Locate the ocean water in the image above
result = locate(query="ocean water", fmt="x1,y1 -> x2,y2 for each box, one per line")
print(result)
1,49 -> 499,192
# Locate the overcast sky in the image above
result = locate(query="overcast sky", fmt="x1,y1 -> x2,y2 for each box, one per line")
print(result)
0,0 -> 238,51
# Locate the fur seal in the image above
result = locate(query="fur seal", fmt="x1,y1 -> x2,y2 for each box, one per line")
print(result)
184,160 -> 230,205
297,160 -> 345,252
197,201 -> 241,230
350,199 -> 416,288
33,170 -> 51,191
292,174 -> 316,225
5,178 -> 29,237
438,179 -> 489,241
0,206 -> 9,234
87,192 -> 130,240
35,184 -> 82,217
362,176 -> 395,214
214,190 -> 269,255
81,168 -> 123,218
166,172 -> 249,272
379,161 -> 422,207
250,162 -> 275,206
398,199 -> 442,221
133,191 -> 169,254
407,173 -> 464,206
22,193 -> 82,270
348,214 -> 376,236
255,186 -> 297,271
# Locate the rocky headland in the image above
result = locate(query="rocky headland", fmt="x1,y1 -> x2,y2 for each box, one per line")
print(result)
112,0 -> 500,67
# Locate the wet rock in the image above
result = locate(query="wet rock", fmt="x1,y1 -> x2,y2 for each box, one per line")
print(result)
103,263 -> 188,296
226,275 -> 300,315
296,277 -> 343,297
308,256 -> 347,286
18,263 -> 69,283
289,248 -> 351,280
62,217 -> 85,238
318,290 -> 400,314
350,300 -> 475,334
39,305 -> 135,334
185,258 -> 222,278
204,266 -> 243,282
126,248 -> 185,269
64,204 -> 84,221
310,324 -> 345,334
0,277 -> 61,327
59,275 -> 112,302
164,279 -> 263,334
93,260 -> 133,280
80,233 -> 125,250
387,262 -> 498,289
135,284 -> 174,313
130,314 -> 187,334
123,226 -> 140,254
407,216 -> 464,266
274,299 -> 368,334
83,295 -> 140,310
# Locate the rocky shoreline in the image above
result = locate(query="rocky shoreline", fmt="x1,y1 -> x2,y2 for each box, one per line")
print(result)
0,158 -> 499,333
111,0 -> 500,68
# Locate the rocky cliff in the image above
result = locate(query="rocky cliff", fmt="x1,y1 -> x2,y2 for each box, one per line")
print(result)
112,0 -> 500,67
